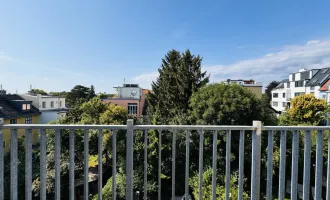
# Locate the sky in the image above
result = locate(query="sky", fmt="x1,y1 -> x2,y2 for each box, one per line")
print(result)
1,1 -> 330,94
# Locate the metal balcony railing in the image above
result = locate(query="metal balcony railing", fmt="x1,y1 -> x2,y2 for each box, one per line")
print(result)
0,119 -> 330,200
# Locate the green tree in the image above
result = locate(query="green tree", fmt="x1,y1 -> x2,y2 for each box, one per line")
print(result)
189,83 -> 262,125
147,49 -> 209,124
279,94 -> 329,126
100,104 -> 127,125
80,96 -> 107,124
189,168 -> 249,200
31,89 -> 48,95
49,91 -> 68,98
265,81 -> 280,102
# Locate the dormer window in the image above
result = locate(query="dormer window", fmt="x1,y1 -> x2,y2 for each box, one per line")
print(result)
22,104 -> 31,110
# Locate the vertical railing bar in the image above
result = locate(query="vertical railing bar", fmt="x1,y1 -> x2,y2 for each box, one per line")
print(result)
326,131 -> 330,200
291,130 -> 299,200
238,130 -> 245,200
40,129 -> 47,200
10,129 -> 18,200
172,130 -> 176,200
25,129 -> 32,200
212,130 -> 217,200
198,130 -> 204,200
0,121 -> 3,200
98,129 -> 103,200
266,130 -> 274,200
251,121 -> 262,200
158,129 -> 162,200
112,130 -> 117,200
84,129 -> 89,200
69,129 -> 75,200
278,130 -> 286,200
303,130 -> 311,200
225,130 -> 231,200
185,130 -> 190,199
55,129 -> 61,200
126,119 -> 134,200
144,129 -> 148,200
315,130 -> 324,200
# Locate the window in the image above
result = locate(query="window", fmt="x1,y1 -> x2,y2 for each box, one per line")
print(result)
287,82 -> 290,88
310,86 -> 315,91
128,103 -> 138,115
282,93 -> 285,98
282,102 -> 287,107
27,104 -> 31,110
3,141 -> 5,149
10,119 -> 17,124
42,102 -> 46,108
22,104 -> 27,110
25,117 -> 32,124
272,93 -> 278,98
51,101 -> 54,108
272,102 -> 278,107
295,81 -> 304,87
322,95 -> 326,99
59,101 -> 62,107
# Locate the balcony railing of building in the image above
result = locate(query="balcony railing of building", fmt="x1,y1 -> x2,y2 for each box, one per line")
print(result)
0,119 -> 330,200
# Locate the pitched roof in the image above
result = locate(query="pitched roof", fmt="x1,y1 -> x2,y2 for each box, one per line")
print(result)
305,67 -> 330,87
275,79 -> 289,89
0,94 -> 41,119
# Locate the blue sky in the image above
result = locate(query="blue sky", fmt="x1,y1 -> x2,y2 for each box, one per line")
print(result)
1,1 -> 330,93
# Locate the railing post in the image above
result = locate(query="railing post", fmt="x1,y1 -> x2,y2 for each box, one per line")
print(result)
251,121 -> 262,200
0,118 -> 3,200
126,119 -> 134,200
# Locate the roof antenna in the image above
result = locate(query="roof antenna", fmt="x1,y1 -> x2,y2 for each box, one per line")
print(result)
0,84 -> 2,90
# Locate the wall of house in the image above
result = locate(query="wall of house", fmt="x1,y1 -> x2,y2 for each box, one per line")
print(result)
38,111 -> 66,124
3,115 -> 39,152
101,99 -> 142,115
244,86 -> 262,98
271,88 -> 287,112
117,87 -> 142,99
38,97 -> 65,111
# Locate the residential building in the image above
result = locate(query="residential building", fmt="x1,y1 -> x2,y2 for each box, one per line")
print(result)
271,67 -> 330,113
0,89 -> 40,152
100,84 -> 149,116
20,91 -> 68,124
223,79 -> 263,98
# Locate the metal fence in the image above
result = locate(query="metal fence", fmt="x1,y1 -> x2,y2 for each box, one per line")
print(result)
0,119 -> 329,200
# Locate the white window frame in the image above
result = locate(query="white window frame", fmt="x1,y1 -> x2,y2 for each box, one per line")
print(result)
42,102 -> 46,108
272,102 -> 278,107
273,93 -> 278,98
51,101 -> 54,108
128,103 -> 138,115
25,117 -> 32,124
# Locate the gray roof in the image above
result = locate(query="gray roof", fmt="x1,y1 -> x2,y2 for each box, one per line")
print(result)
275,79 -> 289,89
305,67 -> 330,87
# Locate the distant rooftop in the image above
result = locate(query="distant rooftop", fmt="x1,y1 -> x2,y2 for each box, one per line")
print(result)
114,83 -> 140,88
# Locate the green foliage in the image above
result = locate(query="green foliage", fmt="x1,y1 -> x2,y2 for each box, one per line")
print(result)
49,91 -> 68,98
31,88 -> 48,95
189,168 -> 249,200
279,94 -> 329,125
92,172 -> 127,200
98,93 -> 118,99
100,104 -> 127,125
147,49 -> 209,124
265,81 -> 280,102
189,83 -> 261,125
80,96 -> 107,124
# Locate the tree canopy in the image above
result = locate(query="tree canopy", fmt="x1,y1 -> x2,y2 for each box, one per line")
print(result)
189,83 -> 262,125
280,94 -> 329,125
31,89 -> 48,95
147,49 -> 209,124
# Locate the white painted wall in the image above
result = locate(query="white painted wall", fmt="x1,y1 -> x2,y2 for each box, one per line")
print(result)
271,88 -> 287,112
118,87 -> 142,99
20,94 -> 66,111
295,72 -> 301,81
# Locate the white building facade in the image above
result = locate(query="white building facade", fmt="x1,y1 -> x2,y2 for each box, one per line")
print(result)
20,92 -> 68,124
271,67 -> 330,113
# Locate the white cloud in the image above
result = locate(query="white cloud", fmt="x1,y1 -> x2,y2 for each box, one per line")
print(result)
0,52 -> 15,62
133,39 -> 330,88
132,72 -> 159,89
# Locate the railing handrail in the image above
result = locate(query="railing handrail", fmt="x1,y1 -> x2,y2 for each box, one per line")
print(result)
0,124 -> 127,129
